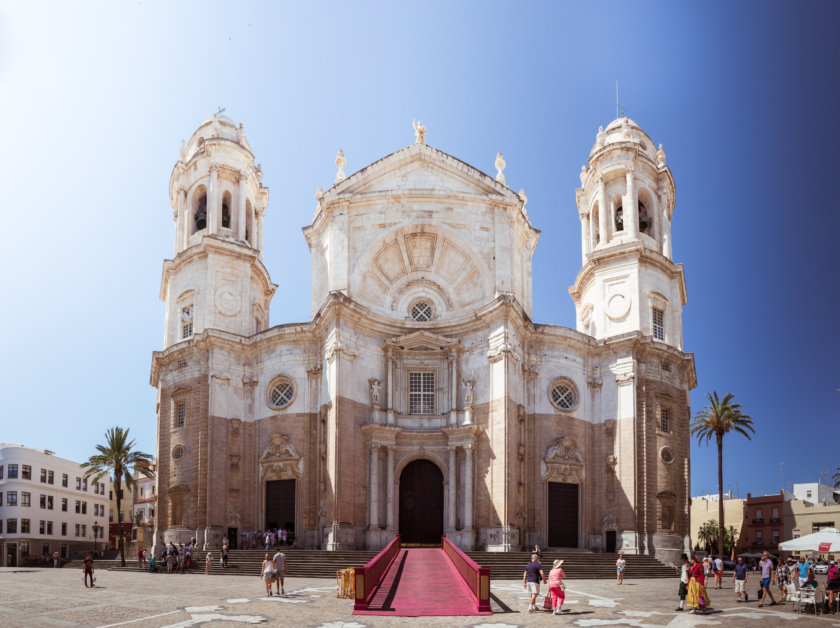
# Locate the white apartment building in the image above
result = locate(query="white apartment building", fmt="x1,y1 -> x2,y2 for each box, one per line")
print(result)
792,482 -> 836,505
0,444 -> 110,566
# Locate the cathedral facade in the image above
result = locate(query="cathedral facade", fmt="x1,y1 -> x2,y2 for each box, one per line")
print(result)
150,115 -> 695,565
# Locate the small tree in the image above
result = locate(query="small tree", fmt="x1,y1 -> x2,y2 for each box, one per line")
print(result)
82,427 -> 154,566
691,391 -> 755,559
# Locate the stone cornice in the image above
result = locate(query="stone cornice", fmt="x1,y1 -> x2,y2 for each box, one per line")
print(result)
159,236 -> 276,302
568,241 -> 687,306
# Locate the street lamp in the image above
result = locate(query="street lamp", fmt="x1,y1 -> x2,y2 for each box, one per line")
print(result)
94,520 -> 98,554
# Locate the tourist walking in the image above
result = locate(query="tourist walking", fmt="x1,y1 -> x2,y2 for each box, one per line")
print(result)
260,553 -> 276,596
676,554 -> 689,611
548,559 -> 566,615
776,558 -> 789,602
757,551 -> 778,607
272,548 -> 287,595
205,552 -> 212,575
616,554 -> 626,584
522,553 -> 546,613
796,556 -> 811,588
733,556 -> 749,602
713,555 -> 723,589
82,553 -> 95,588
221,544 -> 229,568
686,554 -> 711,614
52,551 -> 59,568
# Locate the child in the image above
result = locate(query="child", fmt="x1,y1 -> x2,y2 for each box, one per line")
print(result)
676,554 -> 689,611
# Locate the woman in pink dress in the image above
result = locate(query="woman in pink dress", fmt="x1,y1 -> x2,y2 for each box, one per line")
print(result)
548,559 -> 566,615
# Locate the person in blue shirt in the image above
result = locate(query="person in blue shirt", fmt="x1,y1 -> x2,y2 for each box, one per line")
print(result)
797,556 -> 811,587
732,556 -> 750,602
757,552 -> 778,607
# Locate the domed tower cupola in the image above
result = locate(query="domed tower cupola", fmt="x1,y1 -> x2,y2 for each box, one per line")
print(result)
570,118 -> 686,349
169,113 -> 269,256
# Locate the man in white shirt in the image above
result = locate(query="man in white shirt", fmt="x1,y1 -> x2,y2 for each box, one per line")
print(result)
272,549 -> 287,595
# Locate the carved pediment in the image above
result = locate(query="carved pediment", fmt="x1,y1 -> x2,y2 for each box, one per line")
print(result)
329,146 -> 518,201
383,330 -> 460,352
260,434 -> 302,481
542,436 -> 584,483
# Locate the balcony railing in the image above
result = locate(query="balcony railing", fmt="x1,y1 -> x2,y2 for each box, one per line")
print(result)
752,518 -> 764,524
442,536 -> 491,613
354,535 -> 401,611
769,517 -> 781,523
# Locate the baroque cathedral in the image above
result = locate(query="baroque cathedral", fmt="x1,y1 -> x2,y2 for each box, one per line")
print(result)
150,114 -> 695,565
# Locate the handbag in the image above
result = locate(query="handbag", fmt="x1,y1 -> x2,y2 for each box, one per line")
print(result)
543,593 -> 553,610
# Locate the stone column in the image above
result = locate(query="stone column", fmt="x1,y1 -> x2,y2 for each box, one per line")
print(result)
208,165 -> 219,234
660,190 -> 672,260
256,204 -> 265,256
464,444 -> 474,530
447,447 -> 457,530
597,175 -> 608,247
624,165 -> 638,238
179,188 -> 190,251
236,172 -> 247,242
581,212 -> 590,263
449,350 -> 458,426
386,446 -> 395,530
386,350 -> 395,425
368,444 -> 379,529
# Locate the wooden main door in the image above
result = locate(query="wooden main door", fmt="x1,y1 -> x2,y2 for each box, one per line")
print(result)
265,479 -> 295,533
547,482 -> 579,547
399,460 -> 443,544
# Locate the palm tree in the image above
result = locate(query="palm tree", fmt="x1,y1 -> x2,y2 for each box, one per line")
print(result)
690,391 -> 755,560
82,427 -> 154,566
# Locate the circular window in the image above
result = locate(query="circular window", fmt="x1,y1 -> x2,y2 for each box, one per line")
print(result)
549,379 -> 578,411
172,445 -> 185,460
410,302 -> 433,322
267,377 -> 295,409
660,447 -> 674,464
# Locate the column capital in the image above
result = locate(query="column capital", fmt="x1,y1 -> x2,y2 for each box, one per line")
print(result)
209,164 -> 219,175
463,443 -> 475,455
238,171 -> 249,184
625,163 -> 635,176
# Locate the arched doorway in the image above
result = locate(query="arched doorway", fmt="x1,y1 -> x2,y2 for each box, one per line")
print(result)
399,459 -> 443,544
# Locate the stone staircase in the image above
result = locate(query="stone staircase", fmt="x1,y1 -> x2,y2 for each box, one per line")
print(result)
109,548 -> 675,580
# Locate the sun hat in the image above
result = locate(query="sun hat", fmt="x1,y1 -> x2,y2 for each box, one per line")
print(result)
553,559 -> 564,568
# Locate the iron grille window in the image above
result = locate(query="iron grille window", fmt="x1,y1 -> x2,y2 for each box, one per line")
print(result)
410,302 -> 432,322
269,381 -> 294,408
550,382 -> 576,409
409,371 -> 435,414
660,408 -> 671,433
175,402 -> 186,428
652,308 -> 664,340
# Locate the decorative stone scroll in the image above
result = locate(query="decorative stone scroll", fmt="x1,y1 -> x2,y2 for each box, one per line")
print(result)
541,436 -> 584,483
259,434 -> 302,481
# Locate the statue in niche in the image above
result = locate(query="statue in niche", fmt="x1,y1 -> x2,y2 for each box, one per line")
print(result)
463,379 -> 474,407
412,119 -> 426,144
546,436 -> 583,463
369,379 -> 382,405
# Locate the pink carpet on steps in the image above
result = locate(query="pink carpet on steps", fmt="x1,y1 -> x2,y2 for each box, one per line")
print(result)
353,547 -> 491,616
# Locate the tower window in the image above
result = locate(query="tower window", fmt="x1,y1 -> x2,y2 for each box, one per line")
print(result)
195,196 -> 207,231
410,302 -> 433,322
660,408 -> 671,433
549,378 -> 578,410
615,206 -> 624,231
175,402 -> 185,428
652,308 -> 664,340
267,377 -> 295,409
638,201 -> 650,233
181,306 -> 194,339
409,371 -> 435,414
222,202 -> 231,228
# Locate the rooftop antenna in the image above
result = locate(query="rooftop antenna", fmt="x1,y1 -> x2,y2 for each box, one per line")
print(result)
615,81 -> 628,118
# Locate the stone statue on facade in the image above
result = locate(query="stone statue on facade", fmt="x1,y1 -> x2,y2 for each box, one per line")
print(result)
412,119 -> 426,144
263,434 -> 299,460
369,378 -> 382,405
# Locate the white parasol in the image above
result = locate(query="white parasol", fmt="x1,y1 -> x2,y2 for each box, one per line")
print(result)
778,527 -> 840,552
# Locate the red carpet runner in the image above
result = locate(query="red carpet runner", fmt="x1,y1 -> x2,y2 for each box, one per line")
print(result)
353,547 -> 491,616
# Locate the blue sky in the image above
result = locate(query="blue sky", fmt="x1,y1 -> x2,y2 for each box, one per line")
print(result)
1,1 -> 837,500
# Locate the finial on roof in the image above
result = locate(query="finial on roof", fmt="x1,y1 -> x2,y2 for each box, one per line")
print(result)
597,125 -> 606,148
656,143 -> 666,167
495,152 -> 506,184
236,123 -> 246,144
518,188 -> 528,216
335,150 -> 346,183
179,139 -> 186,162
316,186 -> 324,201
580,165 -> 587,186
412,119 -> 426,144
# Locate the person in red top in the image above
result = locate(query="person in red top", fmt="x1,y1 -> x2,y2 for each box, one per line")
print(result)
686,554 -> 711,614
548,559 -> 566,615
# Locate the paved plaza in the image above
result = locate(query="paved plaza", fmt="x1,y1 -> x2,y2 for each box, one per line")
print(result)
0,567 -> 835,627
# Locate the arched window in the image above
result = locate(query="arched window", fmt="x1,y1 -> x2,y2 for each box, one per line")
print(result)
638,201 -> 650,234
194,195 -> 207,232
614,205 -> 624,231
222,191 -> 231,229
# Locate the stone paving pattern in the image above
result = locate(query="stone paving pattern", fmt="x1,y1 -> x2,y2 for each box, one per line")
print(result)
0,567 -> 835,627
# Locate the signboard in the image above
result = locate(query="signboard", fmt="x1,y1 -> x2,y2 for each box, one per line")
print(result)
819,542 -> 832,552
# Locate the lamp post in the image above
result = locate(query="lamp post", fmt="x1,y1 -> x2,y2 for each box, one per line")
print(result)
94,520 -> 98,555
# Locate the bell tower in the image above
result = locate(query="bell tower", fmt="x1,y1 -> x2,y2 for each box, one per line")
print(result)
160,114 -> 275,348
570,117 -> 686,349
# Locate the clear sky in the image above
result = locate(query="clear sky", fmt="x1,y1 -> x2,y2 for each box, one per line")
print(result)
1,1 -> 838,501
